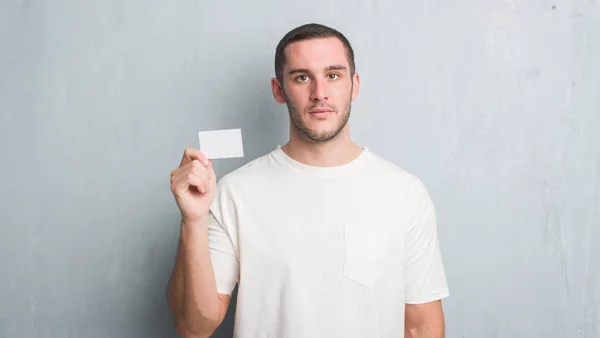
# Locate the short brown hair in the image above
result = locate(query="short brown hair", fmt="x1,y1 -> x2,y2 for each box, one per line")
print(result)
274,23 -> 356,83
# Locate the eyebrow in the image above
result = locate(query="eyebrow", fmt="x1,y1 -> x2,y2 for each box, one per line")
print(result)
288,65 -> 348,75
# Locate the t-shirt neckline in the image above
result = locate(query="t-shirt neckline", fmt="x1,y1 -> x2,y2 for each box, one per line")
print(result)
270,144 -> 370,179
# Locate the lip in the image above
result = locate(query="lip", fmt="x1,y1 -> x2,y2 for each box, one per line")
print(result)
309,108 -> 334,114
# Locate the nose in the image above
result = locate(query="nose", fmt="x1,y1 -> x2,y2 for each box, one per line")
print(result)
310,78 -> 329,102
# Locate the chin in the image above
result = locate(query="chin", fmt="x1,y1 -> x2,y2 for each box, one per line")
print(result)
304,128 -> 340,142
306,125 -> 335,136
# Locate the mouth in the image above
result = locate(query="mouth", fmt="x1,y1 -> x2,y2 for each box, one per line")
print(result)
308,108 -> 334,118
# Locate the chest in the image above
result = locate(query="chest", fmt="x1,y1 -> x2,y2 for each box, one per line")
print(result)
233,178 -> 411,285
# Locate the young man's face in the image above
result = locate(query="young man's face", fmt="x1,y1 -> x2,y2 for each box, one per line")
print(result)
272,37 -> 360,142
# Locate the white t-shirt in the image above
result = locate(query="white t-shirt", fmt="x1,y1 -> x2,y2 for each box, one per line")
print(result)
207,145 -> 449,338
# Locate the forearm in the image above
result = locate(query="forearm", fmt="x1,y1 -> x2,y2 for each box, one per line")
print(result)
405,325 -> 444,338
404,301 -> 445,338
167,218 -> 222,337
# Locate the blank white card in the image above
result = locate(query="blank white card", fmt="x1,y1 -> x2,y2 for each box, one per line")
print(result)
198,128 -> 244,159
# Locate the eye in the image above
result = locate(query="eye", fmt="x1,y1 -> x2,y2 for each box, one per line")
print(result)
328,73 -> 340,80
295,75 -> 309,82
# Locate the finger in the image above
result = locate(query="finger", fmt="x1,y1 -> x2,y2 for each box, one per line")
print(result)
205,159 -> 216,180
190,160 -> 210,181
180,148 -> 210,166
175,159 -> 209,180
172,160 -> 207,187
171,161 -> 195,185
187,172 -> 206,194
173,160 -> 209,183
179,159 -> 204,172
172,169 -> 206,194
205,172 -> 216,193
189,161 -> 211,192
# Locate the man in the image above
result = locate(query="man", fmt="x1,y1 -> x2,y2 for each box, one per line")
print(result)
167,23 -> 449,338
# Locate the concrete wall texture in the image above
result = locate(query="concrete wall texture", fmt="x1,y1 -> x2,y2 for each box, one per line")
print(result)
1,0 -> 598,337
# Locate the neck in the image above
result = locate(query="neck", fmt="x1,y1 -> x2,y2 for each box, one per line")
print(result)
281,125 -> 364,167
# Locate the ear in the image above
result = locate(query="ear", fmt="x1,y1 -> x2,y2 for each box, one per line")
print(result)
351,72 -> 361,100
271,77 -> 286,104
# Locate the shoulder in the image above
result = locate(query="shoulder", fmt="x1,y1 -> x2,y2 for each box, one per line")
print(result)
214,150 -> 277,191
363,150 -> 436,217
365,151 -> 430,192
364,151 -> 439,231
208,152 -> 276,219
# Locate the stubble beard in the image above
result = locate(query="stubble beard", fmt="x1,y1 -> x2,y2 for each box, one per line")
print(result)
284,87 -> 353,143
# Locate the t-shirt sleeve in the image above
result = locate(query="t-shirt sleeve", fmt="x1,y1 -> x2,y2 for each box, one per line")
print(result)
207,180 -> 240,296
403,180 -> 450,304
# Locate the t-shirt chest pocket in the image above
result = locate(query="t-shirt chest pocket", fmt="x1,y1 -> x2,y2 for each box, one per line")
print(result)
343,223 -> 392,286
